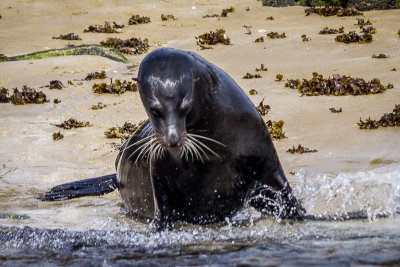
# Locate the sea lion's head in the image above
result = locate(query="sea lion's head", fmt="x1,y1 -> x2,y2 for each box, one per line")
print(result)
138,48 -> 194,149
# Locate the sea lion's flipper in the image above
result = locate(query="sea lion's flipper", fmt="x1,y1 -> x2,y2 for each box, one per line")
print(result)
37,174 -> 119,201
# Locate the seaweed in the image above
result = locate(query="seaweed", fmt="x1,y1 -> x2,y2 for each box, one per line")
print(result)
287,145 -> 317,154
84,22 -> 120,33
104,122 -> 139,139
52,33 -> 82,40
276,74 -> 283,81
266,32 -> 286,39
196,29 -> 230,47
285,72 -> 392,96
301,34 -> 311,41
249,89 -> 258,95
319,26 -> 344,34
256,98 -> 271,116
9,86 -> 49,105
243,73 -> 262,79
203,7 -> 235,18
266,16 -> 274,20
335,31 -> 373,43
372,54 -> 388,59
243,25 -> 252,35
398,29 -> 400,36
358,104 -> 400,129
329,107 -> 342,113
305,6 -> 362,16
41,80 -> 65,90
0,53 -> 7,59
361,26 -> 376,35
391,68 -> 397,71
254,37 -> 264,43
266,120 -> 285,140
85,70 -> 107,80
52,131 -> 64,141
112,22 -> 124,28
68,80 -> 74,85
54,118 -> 91,129
53,99 -> 61,104
356,18 -> 372,26
0,45 -> 129,63
221,7 -> 235,17
0,87 -> 10,103
92,78 -> 137,94
256,64 -> 268,72
100,37 -> 150,55
91,102 -> 107,110
128,15 -> 151,25
161,14 -> 176,21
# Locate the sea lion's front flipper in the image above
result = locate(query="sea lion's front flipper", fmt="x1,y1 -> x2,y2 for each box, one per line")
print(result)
36,174 -> 119,201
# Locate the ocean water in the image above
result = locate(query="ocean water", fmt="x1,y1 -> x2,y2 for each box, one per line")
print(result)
1,163 -> 399,266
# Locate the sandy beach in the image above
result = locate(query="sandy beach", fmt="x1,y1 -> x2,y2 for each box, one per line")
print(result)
1,0 -> 400,238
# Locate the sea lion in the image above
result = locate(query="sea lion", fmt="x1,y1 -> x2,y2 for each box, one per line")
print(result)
41,48 -> 305,229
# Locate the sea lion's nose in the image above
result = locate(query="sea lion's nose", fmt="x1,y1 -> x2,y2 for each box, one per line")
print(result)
167,127 -> 180,147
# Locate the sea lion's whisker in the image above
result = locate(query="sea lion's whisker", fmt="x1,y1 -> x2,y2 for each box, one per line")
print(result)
146,142 -> 159,163
187,135 -> 220,158
187,133 -> 225,147
128,138 -> 154,161
134,138 -> 156,164
186,138 -> 209,161
186,139 -> 204,162
124,134 -> 154,151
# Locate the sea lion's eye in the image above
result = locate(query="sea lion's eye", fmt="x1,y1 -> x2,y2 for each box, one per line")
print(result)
151,108 -> 162,118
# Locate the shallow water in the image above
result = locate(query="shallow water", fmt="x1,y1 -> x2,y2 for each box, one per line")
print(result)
1,164 -> 399,266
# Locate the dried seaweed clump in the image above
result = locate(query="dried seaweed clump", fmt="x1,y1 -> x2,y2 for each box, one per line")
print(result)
54,118 -> 91,129
287,145 -> 317,154
256,98 -> 271,116
52,131 -> 64,141
91,102 -> 107,110
0,87 -> 10,103
92,79 -> 137,94
372,54 -> 388,59
301,34 -> 311,41
276,74 -> 283,81
196,29 -> 230,48
335,31 -> 372,43
161,14 -> 176,21
249,89 -> 258,95
105,122 -> 139,139
243,73 -> 262,79
266,120 -> 285,140
305,6 -> 362,17
0,53 -> 7,59
256,64 -> 268,72
254,37 -> 264,43
85,70 -> 107,80
52,33 -> 82,40
266,16 -> 274,20
266,32 -> 286,39
319,26 -> 344,34
41,80 -> 65,90
100,37 -> 150,54
398,29 -> 400,36
285,72 -> 392,96
84,22 -> 120,33
329,107 -> 342,113
356,18 -> 372,26
1,86 -> 49,105
221,7 -> 235,17
128,15 -> 151,25
358,104 -> 400,129
203,7 -> 235,18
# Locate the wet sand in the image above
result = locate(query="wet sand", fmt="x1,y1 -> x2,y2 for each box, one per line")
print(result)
0,0 -> 400,230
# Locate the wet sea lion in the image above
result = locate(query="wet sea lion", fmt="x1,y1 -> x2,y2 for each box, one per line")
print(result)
41,48 -> 305,229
